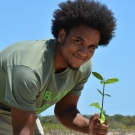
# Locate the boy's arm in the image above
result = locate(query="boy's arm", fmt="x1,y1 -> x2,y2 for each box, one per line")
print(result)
54,93 -> 108,134
11,106 -> 36,135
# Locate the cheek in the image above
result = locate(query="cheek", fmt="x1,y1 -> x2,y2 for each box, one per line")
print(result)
60,44 -> 73,58
63,43 -> 76,54
88,50 -> 95,58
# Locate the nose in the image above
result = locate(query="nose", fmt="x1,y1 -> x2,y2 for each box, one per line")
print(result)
77,46 -> 88,57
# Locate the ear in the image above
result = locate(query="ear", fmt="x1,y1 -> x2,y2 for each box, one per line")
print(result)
58,29 -> 66,42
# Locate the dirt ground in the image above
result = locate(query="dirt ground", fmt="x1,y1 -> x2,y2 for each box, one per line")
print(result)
107,132 -> 135,135
44,132 -> 135,135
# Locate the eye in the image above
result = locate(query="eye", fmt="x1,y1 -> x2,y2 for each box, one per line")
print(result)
75,40 -> 82,44
88,45 -> 98,50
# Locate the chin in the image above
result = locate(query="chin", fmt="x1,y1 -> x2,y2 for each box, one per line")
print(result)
67,63 -> 80,70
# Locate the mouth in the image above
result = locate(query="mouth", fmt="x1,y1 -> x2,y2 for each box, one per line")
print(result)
73,55 -> 84,64
73,54 -> 84,62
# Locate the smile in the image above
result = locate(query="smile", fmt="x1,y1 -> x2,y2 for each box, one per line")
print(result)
73,54 -> 84,61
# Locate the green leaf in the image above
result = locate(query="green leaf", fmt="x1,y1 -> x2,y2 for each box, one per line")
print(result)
105,78 -> 119,84
89,102 -> 101,110
100,112 -> 105,124
92,72 -> 103,80
97,89 -> 103,95
104,94 -> 111,97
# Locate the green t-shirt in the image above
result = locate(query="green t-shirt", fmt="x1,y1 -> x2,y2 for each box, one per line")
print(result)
0,39 -> 92,114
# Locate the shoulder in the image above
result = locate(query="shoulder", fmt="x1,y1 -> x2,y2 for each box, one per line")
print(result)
77,59 -> 92,78
0,39 -> 56,68
6,65 -> 40,97
5,65 -> 40,110
7,66 -> 40,89
80,59 -> 92,73
0,39 -> 56,57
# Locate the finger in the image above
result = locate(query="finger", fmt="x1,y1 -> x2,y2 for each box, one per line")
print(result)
101,120 -> 109,128
94,127 -> 108,135
94,122 -> 109,130
94,121 -> 109,134
104,120 -> 108,126
89,113 -> 99,135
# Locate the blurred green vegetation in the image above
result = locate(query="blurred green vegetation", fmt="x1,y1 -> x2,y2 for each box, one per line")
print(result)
39,114 -> 135,133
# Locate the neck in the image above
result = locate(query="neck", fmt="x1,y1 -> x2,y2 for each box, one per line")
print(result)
54,42 -> 67,73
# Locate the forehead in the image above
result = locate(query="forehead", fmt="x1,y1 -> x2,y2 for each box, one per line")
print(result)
69,25 -> 100,42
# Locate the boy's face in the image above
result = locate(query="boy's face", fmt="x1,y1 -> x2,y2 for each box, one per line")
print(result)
57,25 -> 100,70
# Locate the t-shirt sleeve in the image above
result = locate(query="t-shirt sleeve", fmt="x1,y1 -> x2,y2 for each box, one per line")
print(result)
69,70 -> 91,96
4,66 -> 40,111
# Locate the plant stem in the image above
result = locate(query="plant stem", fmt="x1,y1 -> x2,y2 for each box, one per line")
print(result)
101,80 -> 105,112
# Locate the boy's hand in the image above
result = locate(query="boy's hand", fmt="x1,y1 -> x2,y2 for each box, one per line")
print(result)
89,113 -> 109,135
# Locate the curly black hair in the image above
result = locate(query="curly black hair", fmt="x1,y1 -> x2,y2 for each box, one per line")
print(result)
51,0 -> 116,46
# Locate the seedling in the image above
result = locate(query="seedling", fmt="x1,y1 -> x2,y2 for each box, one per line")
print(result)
89,72 -> 119,124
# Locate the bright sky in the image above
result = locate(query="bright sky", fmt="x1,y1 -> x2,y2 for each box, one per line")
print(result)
0,0 -> 135,116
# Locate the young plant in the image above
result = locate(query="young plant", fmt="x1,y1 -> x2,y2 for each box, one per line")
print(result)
89,72 -> 119,124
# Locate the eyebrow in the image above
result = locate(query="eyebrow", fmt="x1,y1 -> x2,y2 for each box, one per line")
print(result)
74,36 -> 85,42
74,35 -> 98,47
